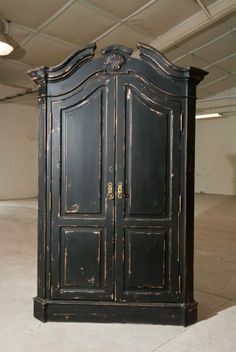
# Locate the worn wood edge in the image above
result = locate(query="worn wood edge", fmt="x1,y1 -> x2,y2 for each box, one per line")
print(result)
183,300 -> 198,327
33,297 -> 197,326
34,296 -> 48,322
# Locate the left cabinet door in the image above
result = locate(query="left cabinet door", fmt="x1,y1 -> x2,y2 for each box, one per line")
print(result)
49,77 -> 115,300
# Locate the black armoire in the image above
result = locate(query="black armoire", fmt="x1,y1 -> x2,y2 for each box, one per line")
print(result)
29,43 -> 207,326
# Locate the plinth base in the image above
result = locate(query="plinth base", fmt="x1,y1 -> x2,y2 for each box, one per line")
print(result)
34,297 -> 197,326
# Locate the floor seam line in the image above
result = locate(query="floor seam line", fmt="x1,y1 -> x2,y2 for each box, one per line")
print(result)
195,288 -> 235,301
150,328 -> 186,352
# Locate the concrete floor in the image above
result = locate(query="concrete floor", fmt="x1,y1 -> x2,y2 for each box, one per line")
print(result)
0,194 -> 236,352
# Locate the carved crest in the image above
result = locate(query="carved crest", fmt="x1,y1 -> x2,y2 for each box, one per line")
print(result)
105,53 -> 126,71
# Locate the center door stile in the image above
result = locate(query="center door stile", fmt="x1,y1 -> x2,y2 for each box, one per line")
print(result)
114,74 -> 126,302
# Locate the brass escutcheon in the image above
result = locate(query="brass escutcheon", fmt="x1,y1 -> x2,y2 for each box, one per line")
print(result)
117,181 -> 123,199
107,182 -> 114,200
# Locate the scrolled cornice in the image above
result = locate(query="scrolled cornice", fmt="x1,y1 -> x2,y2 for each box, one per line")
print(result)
27,43 -> 96,84
137,42 -> 208,82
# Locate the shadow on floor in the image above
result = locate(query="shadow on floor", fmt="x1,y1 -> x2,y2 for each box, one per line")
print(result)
194,195 -> 236,322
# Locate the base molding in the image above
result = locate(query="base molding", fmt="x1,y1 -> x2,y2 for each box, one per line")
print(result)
34,297 -> 197,326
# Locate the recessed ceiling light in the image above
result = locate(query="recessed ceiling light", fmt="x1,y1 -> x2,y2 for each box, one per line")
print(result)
0,19 -> 13,56
196,113 -> 222,119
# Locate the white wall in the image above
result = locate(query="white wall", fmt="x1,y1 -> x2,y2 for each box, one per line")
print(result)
195,115 -> 236,196
0,101 -> 38,199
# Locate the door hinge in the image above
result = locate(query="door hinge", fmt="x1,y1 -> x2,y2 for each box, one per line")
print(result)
49,191 -> 52,212
178,194 -> 182,213
180,112 -> 183,131
117,181 -> 123,199
178,275 -> 182,295
49,112 -> 52,130
48,271 -> 51,293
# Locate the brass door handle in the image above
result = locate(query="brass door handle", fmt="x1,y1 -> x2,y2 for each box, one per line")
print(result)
116,181 -> 129,199
117,181 -> 123,199
107,182 -> 114,200
107,181 -> 128,200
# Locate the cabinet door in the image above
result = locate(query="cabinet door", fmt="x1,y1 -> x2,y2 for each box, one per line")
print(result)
49,77 -> 115,300
115,76 -> 181,302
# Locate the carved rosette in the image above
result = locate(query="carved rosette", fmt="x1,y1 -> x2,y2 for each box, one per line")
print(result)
105,53 -> 126,71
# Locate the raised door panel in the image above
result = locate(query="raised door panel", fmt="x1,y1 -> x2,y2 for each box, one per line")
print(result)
61,92 -> 102,215
50,78 -> 115,300
60,227 -> 106,291
125,87 -> 170,218
124,229 -> 168,292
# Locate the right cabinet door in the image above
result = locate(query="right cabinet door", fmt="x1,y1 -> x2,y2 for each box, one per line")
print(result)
115,76 -> 181,302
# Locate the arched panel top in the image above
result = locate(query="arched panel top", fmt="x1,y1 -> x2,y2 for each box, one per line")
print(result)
61,85 -> 104,115
28,42 -> 208,97
126,83 -> 172,114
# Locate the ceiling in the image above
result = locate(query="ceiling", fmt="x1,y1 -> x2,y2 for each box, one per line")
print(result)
0,0 -> 235,114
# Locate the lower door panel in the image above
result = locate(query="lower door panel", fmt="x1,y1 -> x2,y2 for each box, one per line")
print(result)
52,226 -> 113,300
117,227 -> 178,302
124,228 -> 167,292
59,227 -> 106,292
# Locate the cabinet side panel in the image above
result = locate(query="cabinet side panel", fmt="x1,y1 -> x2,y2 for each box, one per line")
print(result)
181,81 -> 197,303
186,93 -> 196,303
37,84 -> 47,298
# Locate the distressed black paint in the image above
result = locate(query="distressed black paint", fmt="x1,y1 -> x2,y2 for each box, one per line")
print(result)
125,88 -> 168,216
28,42 -> 207,325
61,90 -> 103,215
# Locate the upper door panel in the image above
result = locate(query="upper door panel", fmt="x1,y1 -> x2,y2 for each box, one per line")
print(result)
125,85 -> 171,219
51,78 -> 113,222
121,77 -> 181,223
61,89 -> 103,216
